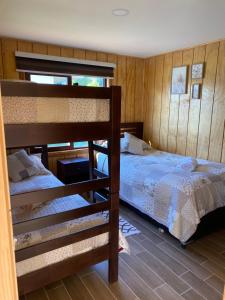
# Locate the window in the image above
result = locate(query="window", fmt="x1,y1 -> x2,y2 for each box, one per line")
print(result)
27,72 -> 106,151
72,75 -> 105,87
30,74 -> 69,85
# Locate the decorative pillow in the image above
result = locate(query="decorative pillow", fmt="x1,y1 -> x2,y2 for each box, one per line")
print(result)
29,154 -> 51,176
7,149 -> 39,182
124,132 -> 150,155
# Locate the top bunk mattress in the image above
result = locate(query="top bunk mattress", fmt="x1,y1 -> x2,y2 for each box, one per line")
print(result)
2,96 -> 109,123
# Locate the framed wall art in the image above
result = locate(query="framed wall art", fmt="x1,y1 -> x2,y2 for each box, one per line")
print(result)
192,83 -> 201,99
171,65 -> 188,94
192,63 -> 204,79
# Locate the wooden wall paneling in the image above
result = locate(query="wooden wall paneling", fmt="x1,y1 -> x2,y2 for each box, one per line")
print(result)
126,57 -> 136,122
85,50 -> 97,61
176,49 -> 193,155
151,55 -> 164,148
159,53 -> 173,150
17,40 -> 32,52
60,47 -> 73,58
0,39 -> 3,79
0,90 -> 18,300
97,52 -> 108,62
209,41 -> 225,162
117,55 -> 127,122
143,57 -> 155,142
197,42 -> 219,159
73,48 -> 86,59
1,38 -> 19,79
47,44 -> 61,56
134,58 -> 145,122
222,122 -> 225,163
186,46 -> 206,157
17,40 -> 33,80
32,42 -> 48,54
167,51 -> 182,153
107,54 -> 117,86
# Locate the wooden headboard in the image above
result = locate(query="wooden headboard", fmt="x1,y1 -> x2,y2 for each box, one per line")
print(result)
120,122 -> 143,139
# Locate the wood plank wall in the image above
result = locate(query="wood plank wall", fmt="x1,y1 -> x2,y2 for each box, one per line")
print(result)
0,37 -> 145,123
1,37 -> 225,163
144,40 -> 225,163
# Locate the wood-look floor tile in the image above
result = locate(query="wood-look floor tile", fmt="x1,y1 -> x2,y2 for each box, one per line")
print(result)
201,236 -> 225,253
189,242 -> 225,267
202,260 -> 225,281
81,272 -> 115,300
119,258 -> 161,300
45,280 -> 63,290
160,234 -> 208,264
63,275 -> 94,300
26,289 -> 49,300
155,284 -> 184,300
140,238 -> 187,275
136,251 -> 189,294
126,236 -> 145,255
131,233 -> 147,242
181,271 -> 222,300
182,289 -> 205,300
93,261 -> 137,300
120,253 -> 164,289
205,275 -> 225,294
158,241 -> 211,279
122,213 -> 163,244
47,286 -> 71,300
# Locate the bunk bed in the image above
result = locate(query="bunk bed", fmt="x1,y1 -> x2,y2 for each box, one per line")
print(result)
1,80 -> 125,295
97,123 -> 225,246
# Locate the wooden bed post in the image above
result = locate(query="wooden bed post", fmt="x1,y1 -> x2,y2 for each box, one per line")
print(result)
88,141 -> 95,202
0,86 -> 18,300
108,86 -> 121,283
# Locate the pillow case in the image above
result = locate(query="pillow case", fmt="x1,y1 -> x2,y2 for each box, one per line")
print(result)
124,132 -> 151,155
120,137 -> 129,152
29,154 -> 51,176
7,149 -> 39,182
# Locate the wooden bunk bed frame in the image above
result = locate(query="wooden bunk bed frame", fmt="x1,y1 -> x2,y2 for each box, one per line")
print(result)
1,81 -> 121,295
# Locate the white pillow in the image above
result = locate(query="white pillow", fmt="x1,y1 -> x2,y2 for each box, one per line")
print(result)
7,150 -> 39,182
120,137 -> 129,152
29,154 -> 51,176
124,132 -> 150,155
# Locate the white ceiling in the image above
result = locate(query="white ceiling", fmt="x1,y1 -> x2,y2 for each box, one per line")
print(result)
1,0 -> 225,58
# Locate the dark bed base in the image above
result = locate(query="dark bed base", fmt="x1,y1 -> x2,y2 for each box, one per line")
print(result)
120,200 -> 225,247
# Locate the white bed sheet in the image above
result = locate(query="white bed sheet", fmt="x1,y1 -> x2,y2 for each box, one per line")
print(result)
97,149 -> 225,242
10,173 -> 128,277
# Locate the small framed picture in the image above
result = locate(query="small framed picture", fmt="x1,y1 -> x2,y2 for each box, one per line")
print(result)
192,63 -> 204,79
171,65 -> 188,94
192,83 -> 201,99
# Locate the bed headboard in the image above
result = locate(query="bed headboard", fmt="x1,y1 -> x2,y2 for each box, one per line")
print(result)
120,122 -> 143,139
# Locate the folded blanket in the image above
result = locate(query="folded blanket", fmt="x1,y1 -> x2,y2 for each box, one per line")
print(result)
176,157 -> 198,172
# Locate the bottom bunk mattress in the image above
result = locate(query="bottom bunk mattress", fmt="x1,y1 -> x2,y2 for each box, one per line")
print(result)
97,150 -> 225,243
10,174 -> 128,277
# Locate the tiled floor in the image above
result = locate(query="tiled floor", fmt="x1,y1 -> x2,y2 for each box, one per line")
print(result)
20,205 -> 225,300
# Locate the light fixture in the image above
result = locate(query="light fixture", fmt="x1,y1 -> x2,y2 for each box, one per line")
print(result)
112,8 -> 129,17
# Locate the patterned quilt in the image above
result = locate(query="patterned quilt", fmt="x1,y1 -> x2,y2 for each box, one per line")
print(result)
97,150 -> 225,242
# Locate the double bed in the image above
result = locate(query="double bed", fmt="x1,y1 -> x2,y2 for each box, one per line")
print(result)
97,126 -> 225,244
